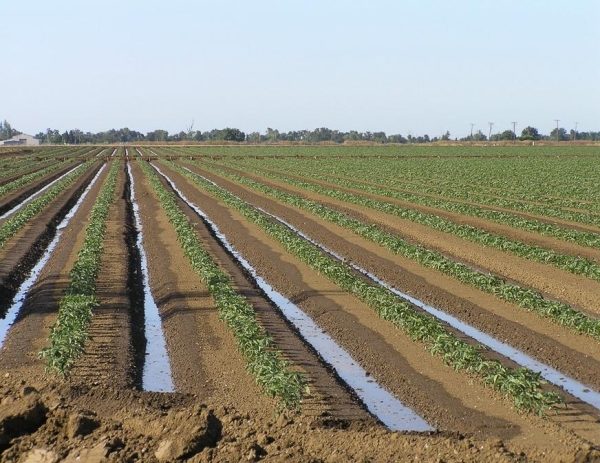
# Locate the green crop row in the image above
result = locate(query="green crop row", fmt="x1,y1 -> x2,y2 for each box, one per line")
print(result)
139,160 -> 305,410
170,160 -> 561,415
288,168 -> 600,251
0,162 -> 94,249
41,162 -> 120,374
222,163 -> 600,283
0,160 -> 74,200
196,164 -> 600,341
242,156 -> 600,224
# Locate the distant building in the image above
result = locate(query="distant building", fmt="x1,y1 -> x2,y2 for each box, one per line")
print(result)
0,133 -> 40,146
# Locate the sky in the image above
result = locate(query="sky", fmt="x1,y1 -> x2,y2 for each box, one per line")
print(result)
2,0 -> 599,138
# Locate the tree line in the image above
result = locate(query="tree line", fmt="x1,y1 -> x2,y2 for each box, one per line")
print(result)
1,120 -> 599,144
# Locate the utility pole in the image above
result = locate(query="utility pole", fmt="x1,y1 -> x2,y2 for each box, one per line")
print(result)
554,119 -> 560,142
488,122 -> 494,142
511,121 -> 517,144
470,123 -> 475,142
574,122 -> 578,141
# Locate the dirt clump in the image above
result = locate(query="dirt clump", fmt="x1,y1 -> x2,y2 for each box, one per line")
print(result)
0,377 -> 554,463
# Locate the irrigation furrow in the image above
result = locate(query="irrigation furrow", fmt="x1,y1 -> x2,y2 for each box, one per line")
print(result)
0,164 -> 82,220
249,204 -> 600,411
0,164 -> 107,347
171,163 -> 600,414
126,162 -> 174,393
150,162 -> 434,432
194,164 -> 600,341
219,163 -> 600,284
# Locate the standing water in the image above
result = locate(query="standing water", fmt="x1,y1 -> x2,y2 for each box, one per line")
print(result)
126,163 -> 175,393
0,164 -> 107,347
153,164 -> 434,432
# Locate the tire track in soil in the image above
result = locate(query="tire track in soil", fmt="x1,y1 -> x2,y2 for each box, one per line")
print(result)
129,162 -> 361,424
0,162 -> 110,384
181,164 -> 600,391
159,161 -> 595,455
69,161 -> 135,389
0,163 -> 102,316
210,163 -> 600,316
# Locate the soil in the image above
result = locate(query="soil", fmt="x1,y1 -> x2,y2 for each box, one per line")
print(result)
0,162 -> 109,380
0,163 -> 103,315
0,162 -> 81,217
1,376 -> 562,463
182,164 -> 600,391
0,161 -> 60,188
210,162 -> 600,315
320,169 -> 600,234
130,161 -> 374,424
152,161 -> 598,457
2,155 -> 600,462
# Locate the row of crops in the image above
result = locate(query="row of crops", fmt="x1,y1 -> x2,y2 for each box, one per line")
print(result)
2,146 -> 600,448
191,163 -> 600,340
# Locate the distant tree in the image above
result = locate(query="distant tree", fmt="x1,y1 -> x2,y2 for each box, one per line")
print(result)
441,131 -> 451,141
388,134 -> 407,143
520,126 -> 541,141
219,127 -> 246,142
371,132 -> 387,143
0,120 -> 17,140
549,127 -> 569,141
265,127 -> 280,142
147,130 -> 169,142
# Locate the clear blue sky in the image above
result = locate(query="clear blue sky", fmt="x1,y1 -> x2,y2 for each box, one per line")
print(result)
2,0 -> 598,137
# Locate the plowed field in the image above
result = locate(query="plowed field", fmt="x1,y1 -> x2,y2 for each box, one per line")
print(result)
2,145 -> 600,462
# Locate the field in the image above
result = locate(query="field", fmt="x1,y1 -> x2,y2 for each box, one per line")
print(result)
1,144 -> 600,462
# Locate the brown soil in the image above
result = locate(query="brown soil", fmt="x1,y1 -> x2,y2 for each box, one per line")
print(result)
0,161 -> 59,188
325,170 -> 600,225
0,163 -> 103,315
211,162 -> 600,315
2,158 -> 600,462
0,161 -> 110,380
130,161 -> 373,424
259,165 -> 600,257
0,377 -> 561,463
69,162 -> 135,388
153,161 -> 595,457
0,162 -> 81,216
184,164 -> 600,389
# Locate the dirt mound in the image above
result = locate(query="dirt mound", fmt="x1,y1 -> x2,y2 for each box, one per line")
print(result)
0,377 -> 570,462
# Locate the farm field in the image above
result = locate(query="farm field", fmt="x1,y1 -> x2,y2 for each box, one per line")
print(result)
1,144 -> 600,462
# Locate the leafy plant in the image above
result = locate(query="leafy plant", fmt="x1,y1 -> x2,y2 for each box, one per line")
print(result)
139,160 -> 305,410
0,161 -> 95,249
197,164 -> 600,341
41,161 -> 119,373
169,160 -> 562,415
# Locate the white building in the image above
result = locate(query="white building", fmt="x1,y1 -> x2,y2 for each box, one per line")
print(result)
0,133 -> 40,146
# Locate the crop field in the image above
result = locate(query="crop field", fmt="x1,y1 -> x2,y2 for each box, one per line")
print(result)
1,144 -> 600,461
